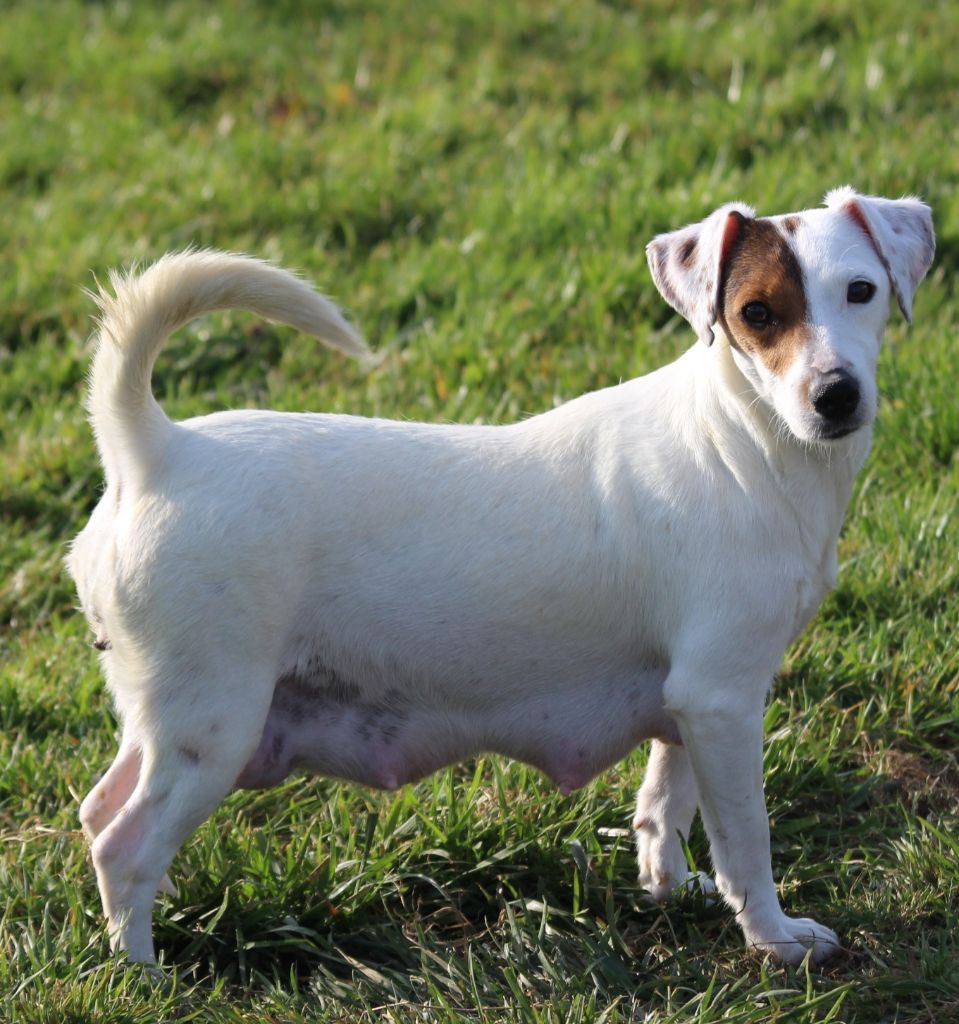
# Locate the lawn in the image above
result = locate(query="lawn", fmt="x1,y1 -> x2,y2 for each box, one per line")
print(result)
1,1 -> 957,1021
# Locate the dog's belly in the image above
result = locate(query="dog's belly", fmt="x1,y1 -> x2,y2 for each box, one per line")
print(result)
235,664 -> 677,794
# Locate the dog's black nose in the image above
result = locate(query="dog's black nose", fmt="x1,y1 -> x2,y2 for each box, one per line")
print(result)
811,371 -> 860,422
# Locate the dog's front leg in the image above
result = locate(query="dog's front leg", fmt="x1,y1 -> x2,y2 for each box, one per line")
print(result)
669,687 -> 840,965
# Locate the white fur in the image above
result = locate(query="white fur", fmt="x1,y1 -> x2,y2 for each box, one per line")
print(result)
69,191 -> 933,967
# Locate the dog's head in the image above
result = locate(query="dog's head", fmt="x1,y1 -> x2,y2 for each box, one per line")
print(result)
647,188 -> 934,444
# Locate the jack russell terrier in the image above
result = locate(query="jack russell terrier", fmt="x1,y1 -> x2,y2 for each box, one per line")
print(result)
69,187 -> 933,966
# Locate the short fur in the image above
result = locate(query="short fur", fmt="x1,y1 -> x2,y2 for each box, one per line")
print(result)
70,190 -> 934,966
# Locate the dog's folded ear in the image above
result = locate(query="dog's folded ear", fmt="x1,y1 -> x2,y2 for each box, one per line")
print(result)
825,187 -> 935,323
646,201 -> 756,346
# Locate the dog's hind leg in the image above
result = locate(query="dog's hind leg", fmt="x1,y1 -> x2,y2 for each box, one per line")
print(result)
80,739 -> 180,898
89,669 -> 275,963
633,739 -> 715,901
80,738 -> 140,844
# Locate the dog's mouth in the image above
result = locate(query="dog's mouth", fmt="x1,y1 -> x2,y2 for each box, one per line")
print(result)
814,420 -> 862,441
785,406 -> 871,446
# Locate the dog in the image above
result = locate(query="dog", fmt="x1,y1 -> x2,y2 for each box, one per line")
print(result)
69,187 -> 933,966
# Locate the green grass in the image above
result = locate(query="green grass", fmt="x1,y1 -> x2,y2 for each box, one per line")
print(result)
1,0 -> 958,1020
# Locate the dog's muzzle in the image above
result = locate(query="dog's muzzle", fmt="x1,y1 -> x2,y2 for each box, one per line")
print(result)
810,369 -> 861,438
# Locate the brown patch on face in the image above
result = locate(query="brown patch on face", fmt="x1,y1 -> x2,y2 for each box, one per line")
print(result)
719,218 -> 812,378
781,215 -> 801,235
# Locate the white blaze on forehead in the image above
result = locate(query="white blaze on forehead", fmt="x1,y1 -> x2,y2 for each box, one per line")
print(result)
789,207 -> 889,288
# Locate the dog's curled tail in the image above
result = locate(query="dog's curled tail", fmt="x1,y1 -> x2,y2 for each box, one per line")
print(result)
88,249 -> 369,482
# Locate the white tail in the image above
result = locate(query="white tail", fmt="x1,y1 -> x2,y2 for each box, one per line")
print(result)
88,250 -> 369,484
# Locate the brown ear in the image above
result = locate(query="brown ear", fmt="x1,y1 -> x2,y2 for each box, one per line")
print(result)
825,187 -> 935,323
646,201 -> 756,346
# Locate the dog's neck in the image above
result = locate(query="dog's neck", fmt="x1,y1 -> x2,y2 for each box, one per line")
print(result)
688,333 -> 871,531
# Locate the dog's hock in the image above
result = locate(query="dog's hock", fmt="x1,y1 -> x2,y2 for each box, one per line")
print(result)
646,201 -> 756,346
825,186 -> 935,323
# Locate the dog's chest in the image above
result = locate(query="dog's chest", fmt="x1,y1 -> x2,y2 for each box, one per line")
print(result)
234,658 -> 677,794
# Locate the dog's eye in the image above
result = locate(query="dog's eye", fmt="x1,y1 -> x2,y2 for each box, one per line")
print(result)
847,280 -> 876,304
741,301 -> 771,326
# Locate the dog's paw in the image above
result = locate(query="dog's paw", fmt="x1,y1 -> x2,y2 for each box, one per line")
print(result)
640,868 -> 717,904
635,824 -> 716,903
744,914 -> 840,966
673,869 -> 717,901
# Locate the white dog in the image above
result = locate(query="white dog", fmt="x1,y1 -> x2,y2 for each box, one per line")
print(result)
69,188 -> 933,966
